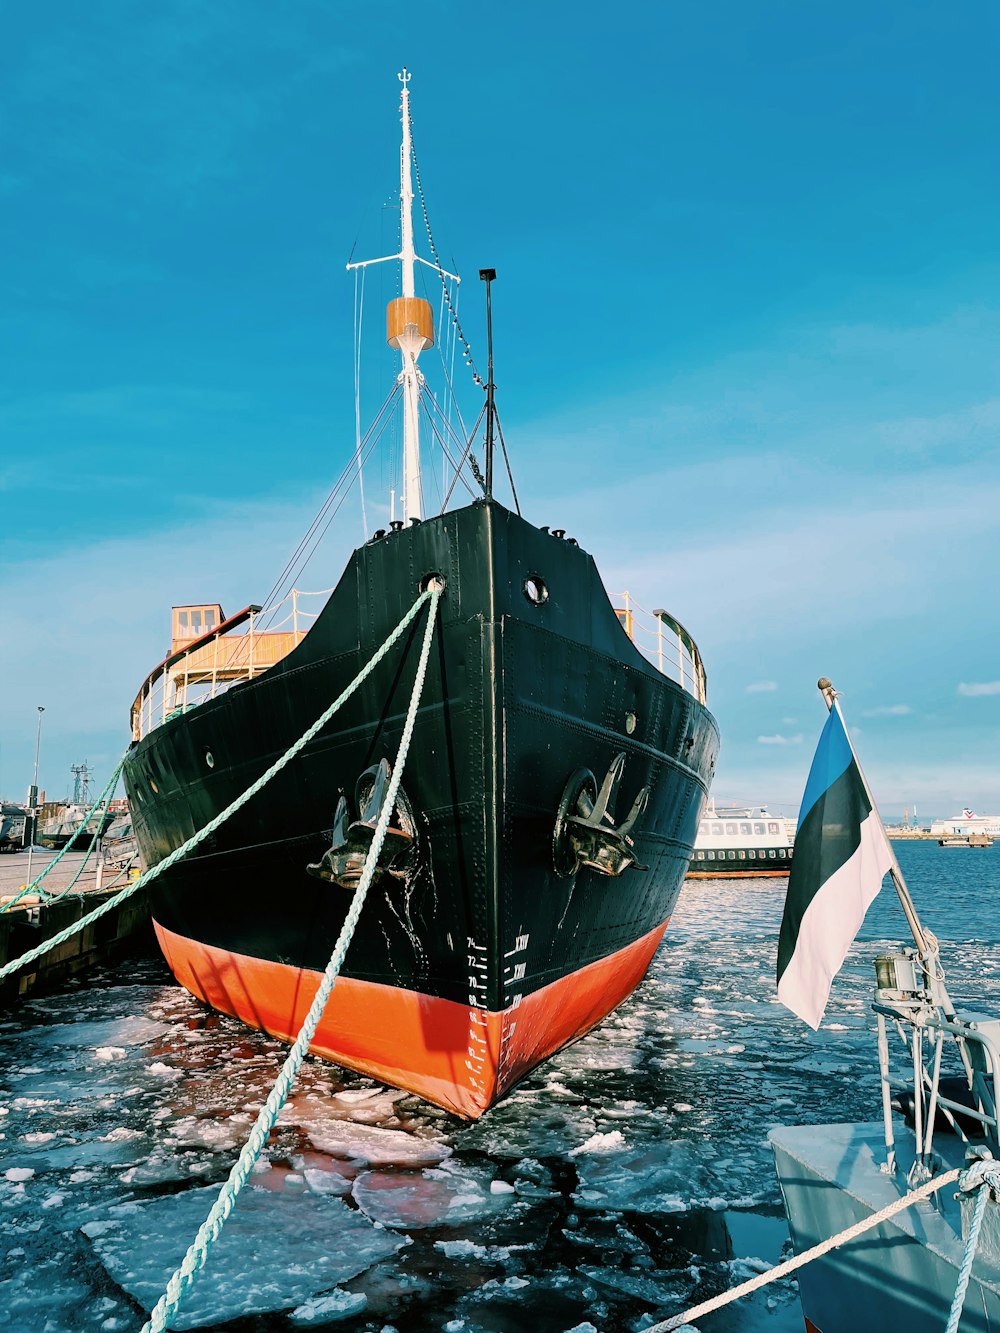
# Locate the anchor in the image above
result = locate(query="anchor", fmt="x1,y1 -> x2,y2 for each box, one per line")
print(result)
552,752 -> 650,879
307,758 -> 418,889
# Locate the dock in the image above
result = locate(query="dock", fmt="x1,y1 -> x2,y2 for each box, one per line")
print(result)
0,850 -> 153,1002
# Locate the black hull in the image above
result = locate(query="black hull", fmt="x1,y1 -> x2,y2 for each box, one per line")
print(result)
124,501 -> 718,1113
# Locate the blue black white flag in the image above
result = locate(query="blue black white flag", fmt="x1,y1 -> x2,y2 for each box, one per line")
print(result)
777,704 -> 893,1028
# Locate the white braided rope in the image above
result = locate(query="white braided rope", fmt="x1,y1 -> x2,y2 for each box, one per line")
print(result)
0,588 -> 434,984
648,1165 -> 962,1332
142,585 -> 441,1332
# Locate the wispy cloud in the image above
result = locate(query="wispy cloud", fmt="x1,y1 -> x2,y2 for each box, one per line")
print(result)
862,704 -> 912,717
958,682 -> 1000,697
746,680 -> 778,693
757,734 -> 802,746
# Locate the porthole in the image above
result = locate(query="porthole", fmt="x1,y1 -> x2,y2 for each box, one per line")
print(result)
625,711 -> 637,735
205,750 -> 215,769
523,575 -> 549,606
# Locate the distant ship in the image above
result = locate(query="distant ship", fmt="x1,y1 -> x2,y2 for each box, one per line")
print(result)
36,764 -> 115,850
929,808 -> 1000,839
687,803 -> 794,877
0,804 -> 27,853
120,70 -> 720,1119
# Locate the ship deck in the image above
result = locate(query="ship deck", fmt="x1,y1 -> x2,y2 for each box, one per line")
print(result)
771,1120 -> 1000,1331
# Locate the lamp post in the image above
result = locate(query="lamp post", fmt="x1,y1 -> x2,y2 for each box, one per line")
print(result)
24,706 -> 44,888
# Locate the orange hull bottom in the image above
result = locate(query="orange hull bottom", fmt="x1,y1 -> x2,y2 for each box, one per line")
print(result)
154,919 -> 669,1118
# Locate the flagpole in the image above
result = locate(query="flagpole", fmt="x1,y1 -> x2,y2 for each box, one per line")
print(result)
817,677 -> 932,959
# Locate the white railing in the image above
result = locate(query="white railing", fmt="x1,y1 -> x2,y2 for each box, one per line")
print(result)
873,955 -> 999,1172
614,592 -> 707,704
131,588 -> 333,742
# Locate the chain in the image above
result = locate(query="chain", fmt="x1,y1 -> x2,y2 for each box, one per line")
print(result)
409,115 -> 484,391
467,450 -> 486,489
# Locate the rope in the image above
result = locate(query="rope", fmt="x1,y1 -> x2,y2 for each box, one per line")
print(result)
2,756 -> 126,914
141,584 -> 441,1333
0,588 -> 436,983
646,1166 -> 962,1332
945,1155 -> 1000,1333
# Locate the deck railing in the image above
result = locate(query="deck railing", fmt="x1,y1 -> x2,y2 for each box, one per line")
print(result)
614,592 -> 707,704
131,588 -> 332,742
873,955 -> 999,1171
131,585 -> 707,742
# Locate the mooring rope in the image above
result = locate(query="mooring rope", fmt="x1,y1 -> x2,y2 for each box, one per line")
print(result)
141,582 -> 441,1333
647,1165 -> 963,1332
1,756 -> 126,915
945,1155 -> 1000,1333
0,587 -> 437,983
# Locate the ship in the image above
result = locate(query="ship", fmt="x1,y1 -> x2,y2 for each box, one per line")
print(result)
930,809 -> 1000,839
121,70 -> 719,1119
686,802 -> 794,877
0,804 -> 27,853
36,764 -> 116,850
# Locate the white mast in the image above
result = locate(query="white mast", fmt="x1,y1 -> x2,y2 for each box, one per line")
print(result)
347,70 -> 460,526
396,68 -> 424,522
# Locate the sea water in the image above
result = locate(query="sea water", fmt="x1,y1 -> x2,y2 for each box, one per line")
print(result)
1,841 -> 996,1332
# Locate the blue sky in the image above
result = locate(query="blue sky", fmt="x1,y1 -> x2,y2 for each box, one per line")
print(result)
2,1 -> 998,819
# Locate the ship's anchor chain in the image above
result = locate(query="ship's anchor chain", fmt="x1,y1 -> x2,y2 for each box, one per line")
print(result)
552,752 -> 650,878
307,758 -> 419,888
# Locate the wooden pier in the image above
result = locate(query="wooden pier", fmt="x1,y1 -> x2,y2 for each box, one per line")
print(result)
0,850 -> 153,1002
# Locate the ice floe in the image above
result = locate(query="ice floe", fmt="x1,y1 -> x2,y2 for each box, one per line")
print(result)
82,1184 -> 408,1330
353,1160 -> 515,1229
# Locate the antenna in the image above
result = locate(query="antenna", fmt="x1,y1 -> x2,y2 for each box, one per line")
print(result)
479,268 -> 497,500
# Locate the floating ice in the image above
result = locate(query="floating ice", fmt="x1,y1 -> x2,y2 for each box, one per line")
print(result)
282,1104 -> 451,1167
577,1263 -> 693,1305
82,1184 -> 408,1330
353,1161 -> 515,1230
572,1140 -> 725,1214
569,1131 -> 626,1156
434,1239 -> 533,1261
302,1166 -> 355,1197
290,1288 -> 368,1324
324,1088 -> 407,1123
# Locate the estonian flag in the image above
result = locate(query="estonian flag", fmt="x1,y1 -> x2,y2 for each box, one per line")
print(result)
777,705 -> 893,1028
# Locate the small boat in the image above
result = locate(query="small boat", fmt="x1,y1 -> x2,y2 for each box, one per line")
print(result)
686,802 -> 794,876
120,71 -> 720,1119
771,682 -> 1000,1330
36,766 -> 115,850
36,804 -> 116,850
101,813 -> 139,869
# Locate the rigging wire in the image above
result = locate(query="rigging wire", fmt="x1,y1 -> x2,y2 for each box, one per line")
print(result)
495,417 -> 522,516
421,382 -> 485,496
409,116 -> 484,391
218,396 -> 399,674
247,384 -> 403,632
441,400 -> 489,513
354,266 -> 369,540
417,391 -> 477,501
